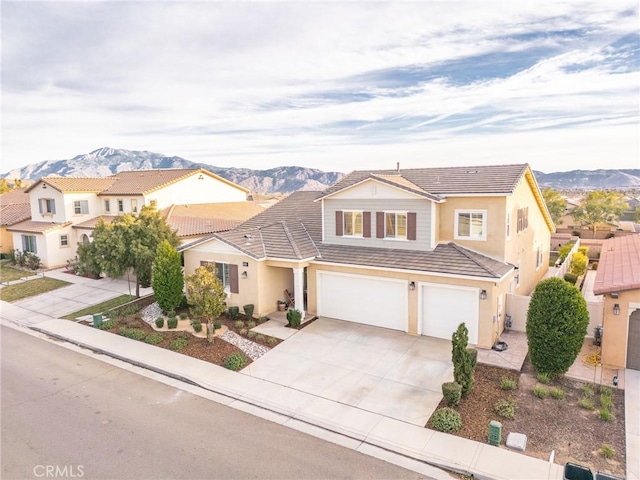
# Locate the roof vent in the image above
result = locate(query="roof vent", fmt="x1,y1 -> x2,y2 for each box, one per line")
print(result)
466,170 -> 479,174
396,162 -> 400,173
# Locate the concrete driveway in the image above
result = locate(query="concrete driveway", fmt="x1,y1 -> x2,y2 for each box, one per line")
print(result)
243,317 -> 453,426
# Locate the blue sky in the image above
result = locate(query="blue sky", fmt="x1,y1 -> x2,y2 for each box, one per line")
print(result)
2,1 -> 639,174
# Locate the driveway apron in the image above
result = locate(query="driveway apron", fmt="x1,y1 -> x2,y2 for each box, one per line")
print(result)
243,317 -> 453,426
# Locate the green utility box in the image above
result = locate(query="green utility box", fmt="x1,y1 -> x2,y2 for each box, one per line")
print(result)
92,313 -> 103,328
488,420 -> 502,446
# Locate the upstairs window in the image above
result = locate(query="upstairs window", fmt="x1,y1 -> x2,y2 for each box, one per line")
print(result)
385,212 -> 407,239
131,199 -> 138,213
104,200 -> 111,213
117,199 -> 124,212
73,200 -> 89,215
343,211 -> 363,237
455,210 -> 486,241
38,198 -> 56,215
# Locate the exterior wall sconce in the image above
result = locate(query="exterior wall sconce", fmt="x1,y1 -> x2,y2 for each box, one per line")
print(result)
241,271 -> 248,279
480,289 -> 487,300
613,304 -> 620,315
611,292 -> 619,298
409,281 -> 416,291
42,183 -> 47,189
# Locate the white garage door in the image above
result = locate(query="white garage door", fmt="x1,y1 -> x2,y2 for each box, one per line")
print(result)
317,271 -> 407,331
421,284 -> 479,344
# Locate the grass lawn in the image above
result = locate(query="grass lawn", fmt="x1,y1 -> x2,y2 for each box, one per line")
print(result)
0,264 -> 32,283
61,294 -> 135,320
0,277 -> 70,302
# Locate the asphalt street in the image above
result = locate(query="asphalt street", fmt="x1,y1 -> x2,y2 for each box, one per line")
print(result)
1,325 -> 430,480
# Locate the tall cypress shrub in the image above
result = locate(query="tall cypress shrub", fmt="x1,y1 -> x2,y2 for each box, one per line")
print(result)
152,240 -> 184,314
452,323 -> 474,396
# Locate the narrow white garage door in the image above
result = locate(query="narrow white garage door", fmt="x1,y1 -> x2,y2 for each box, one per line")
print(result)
317,271 -> 407,331
421,284 -> 479,344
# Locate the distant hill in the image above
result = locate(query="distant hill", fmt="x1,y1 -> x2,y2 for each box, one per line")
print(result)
1,147 -> 344,194
534,169 -> 640,189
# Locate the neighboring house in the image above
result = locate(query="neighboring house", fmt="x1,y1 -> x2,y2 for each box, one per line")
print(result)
8,169 -> 251,268
593,234 -> 640,370
0,190 -> 31,255
182,164 -> 554,349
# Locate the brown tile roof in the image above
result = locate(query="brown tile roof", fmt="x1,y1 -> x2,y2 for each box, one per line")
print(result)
100,168 -> 248,195
171,217 -> 242,238
165,202 -> 264,222
593,234 -> 640,295
0,190 -> 31,226
183,190 -> 511,278
72,216 -> 118,229
318,164 -> 530,199
25,177 -> 116,193
7,220 -> 71,234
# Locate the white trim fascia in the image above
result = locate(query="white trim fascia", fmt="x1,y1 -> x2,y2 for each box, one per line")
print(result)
440,193 -> 510,198
316,177 -> 444,202
267,256 -> 316,263
189,240 -> 266,260
311,260 -> 508,283
430,202 -> 436,249
321,198 -> 325,242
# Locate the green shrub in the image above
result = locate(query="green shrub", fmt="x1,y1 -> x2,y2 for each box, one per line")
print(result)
570,252 -> 588,276
600,395 -> 613,411
155,317 -> 165,328
452,323 -> 474,396
144,332 -> 164,345
466,348 -> 478,369
179,313 -> 188,320
259,316 -> 269,324
578,398 -> 594,410
214,320 -> 222,330
599,406 -> 614,421
225,353 -> 247,371
582,383 -> 595,398
192,321 -> 202,333
526,277 -> 589,376
234,320 -> 245,329
228,306 -> 240,320
247,320 -> 256,329
501,377 -> 518,390
98,319 -> 117,330
494,398 -> 517,419
286,308 -> 302,327
169,337 -> 188,351
239,328 -> 248,336
600,385 -> 614,397
578,246 -> 589,256
564,272 -> 578,284
441,382 -> 462,407
118,328 -> 147,341
429,407 -> 462,433
243,304 -> 254,319
550,387 -> 565,400
558,242 -> 574,262
536,372 -> 552,384
533,385 -> 548,399
267,336 -> 277,346
601,444 -> 615,459
247,331 -> 257,339
167,317 -> 178,329
591,261 -> 598,270
255,334 -> 265,342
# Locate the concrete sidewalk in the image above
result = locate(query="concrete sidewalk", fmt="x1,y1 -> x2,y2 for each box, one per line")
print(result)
25,317 -> 565,480
626,369 -> 640,480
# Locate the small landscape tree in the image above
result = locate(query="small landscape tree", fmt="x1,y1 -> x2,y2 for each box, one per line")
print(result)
452,323 -> 474,396
542,187 -> 567,226
573,190 -> 628,238
526,277 -> 589,376
185,263 -> 227,343
570,251 -> 588,276
152,240 -> 184,315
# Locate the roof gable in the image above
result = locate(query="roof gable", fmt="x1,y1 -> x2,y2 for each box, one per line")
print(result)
317,175 -> 443,202
26,177 -> 116,194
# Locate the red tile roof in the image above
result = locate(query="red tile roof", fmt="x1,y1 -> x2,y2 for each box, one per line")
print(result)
7,220 -> 71,234
0,190 -> 31,226
593,234 -> 640,295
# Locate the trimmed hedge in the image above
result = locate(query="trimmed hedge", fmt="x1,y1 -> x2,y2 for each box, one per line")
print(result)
442,382 -> 462,407
429,407 -> 462,433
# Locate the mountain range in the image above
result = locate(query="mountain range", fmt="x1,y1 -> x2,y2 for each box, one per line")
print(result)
2,147 -> 639,193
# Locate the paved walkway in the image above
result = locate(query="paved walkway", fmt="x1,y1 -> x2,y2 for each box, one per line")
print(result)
626,369 -> 640,480
14,316 -> 564,480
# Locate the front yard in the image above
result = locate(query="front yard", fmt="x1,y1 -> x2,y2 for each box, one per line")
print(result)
0,263 -> 33,283
0,277 -> 70,302
431,359 -> 625,478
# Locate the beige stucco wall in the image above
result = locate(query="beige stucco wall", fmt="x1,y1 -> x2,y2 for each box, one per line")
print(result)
145,173 -> 247,208
30,187 -> 66,223
601,290 -> 640,368
306,262 -> 506,348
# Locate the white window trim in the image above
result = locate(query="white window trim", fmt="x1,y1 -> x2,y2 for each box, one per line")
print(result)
117,199 -> 124,212
516,261 -> 521,288
60,234 -> 69,248
104,199 -> 111,213
506,211 -> 511,240
73,200 -> 89,215
384,211 -> 408,241
131,199 -> 138,213
454,209 -> 487,241
343,210 -> 364,238
216,261 -> 231,293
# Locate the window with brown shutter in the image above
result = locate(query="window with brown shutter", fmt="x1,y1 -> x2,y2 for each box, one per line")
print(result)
376,212 -> 384,238
335,211 -> 343,236
407,212 -> 417,240
230,264 -> 239,294
363,212 -> 371,238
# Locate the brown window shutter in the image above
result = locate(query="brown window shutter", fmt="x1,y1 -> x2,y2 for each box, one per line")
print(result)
230,264 -> 239,294
376,212 -> 384,238
335,211 -> 343,236
363,212 -> 371,238
407,212 -> 417,240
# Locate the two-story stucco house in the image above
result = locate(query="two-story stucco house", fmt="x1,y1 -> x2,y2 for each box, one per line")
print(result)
182,164 -> 554,349
8,169 -> 256,268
